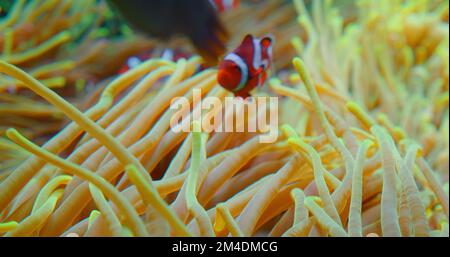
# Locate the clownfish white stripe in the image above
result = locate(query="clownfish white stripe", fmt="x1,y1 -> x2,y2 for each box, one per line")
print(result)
224,53 -> 248,92
264,44 -> 273,68
252,38 -> 262,70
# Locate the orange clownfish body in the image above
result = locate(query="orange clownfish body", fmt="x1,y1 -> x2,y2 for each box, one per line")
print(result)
217,34 -> 273,98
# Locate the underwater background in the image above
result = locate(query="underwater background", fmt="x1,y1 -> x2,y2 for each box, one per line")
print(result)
0,0 -> 448,237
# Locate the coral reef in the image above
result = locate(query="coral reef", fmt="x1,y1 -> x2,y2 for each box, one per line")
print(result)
0,0 -> 448,237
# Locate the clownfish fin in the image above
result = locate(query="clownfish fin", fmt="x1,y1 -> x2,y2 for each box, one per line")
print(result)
254,66 -> 264,76
255,66 -> 267,87
241,34 -> 254,47
247,72 -> 261,89
234,91 -> 251,99
260,71 -> 267,86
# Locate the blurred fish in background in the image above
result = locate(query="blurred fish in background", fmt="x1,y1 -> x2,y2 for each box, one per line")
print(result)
107,0 -> 230,65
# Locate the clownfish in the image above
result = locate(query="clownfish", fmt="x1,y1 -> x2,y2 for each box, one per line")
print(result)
117,48 -> 192,74
209,0 -> 240,12
217,34 -> 273,98
118,54 -> 150,74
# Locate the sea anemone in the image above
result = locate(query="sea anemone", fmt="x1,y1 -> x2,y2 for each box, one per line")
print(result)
0,0 -> 448,237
